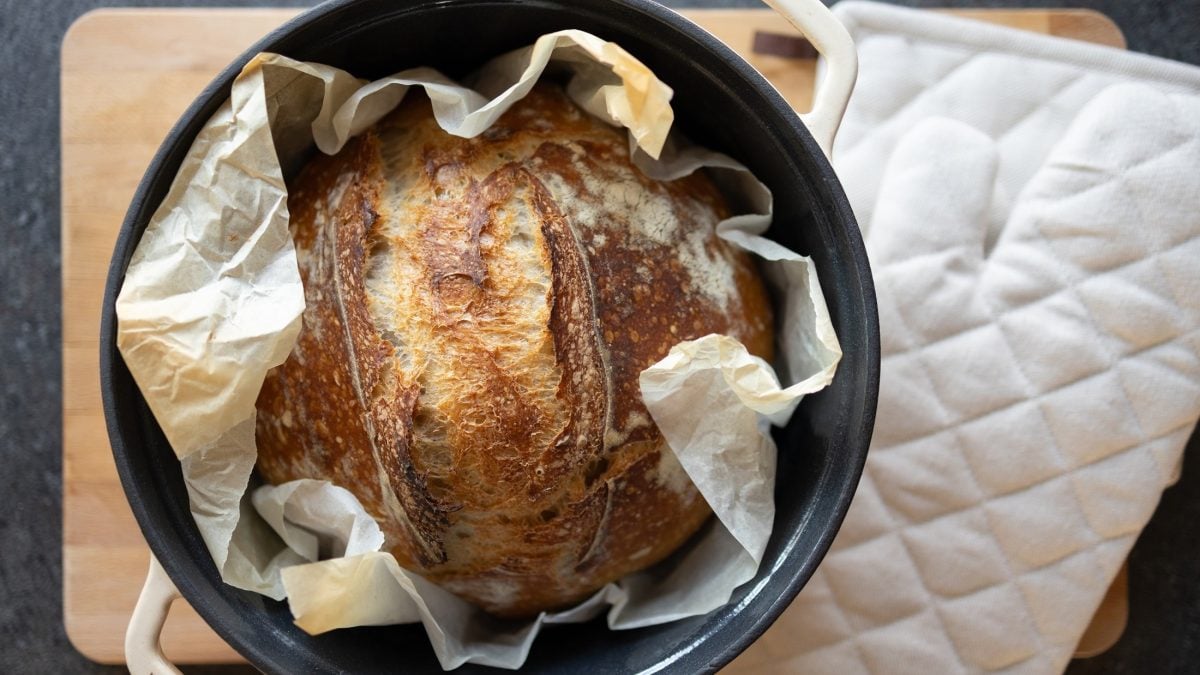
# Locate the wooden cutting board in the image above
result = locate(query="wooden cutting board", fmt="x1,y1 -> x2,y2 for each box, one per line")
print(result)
61,6 -> 1124,666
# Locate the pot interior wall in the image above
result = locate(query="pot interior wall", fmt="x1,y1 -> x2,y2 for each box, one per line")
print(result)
101,1 -> 877,673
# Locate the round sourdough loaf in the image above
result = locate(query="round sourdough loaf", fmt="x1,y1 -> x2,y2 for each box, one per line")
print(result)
254,83 -> 774,618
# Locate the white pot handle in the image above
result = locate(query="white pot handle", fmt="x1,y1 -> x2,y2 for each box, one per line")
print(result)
126,555 -> 184,675
762,0 -> 858,159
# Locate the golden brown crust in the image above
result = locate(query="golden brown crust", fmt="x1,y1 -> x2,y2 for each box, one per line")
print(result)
255,84 -> 773,617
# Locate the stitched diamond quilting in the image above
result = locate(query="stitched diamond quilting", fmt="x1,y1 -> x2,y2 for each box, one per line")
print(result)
1068,448 -> 1164,538
783,639 -> 874,675
1141,426 -> 1191,486
1115,342 -> 1200,437
981,238 -> 1072,309
983,476 -> 1097,570
876,258 -> 990,347
831,472 -> 897,550
872,351 -> 953,448
1154,239 -> 1200,325
821,533 -> 929,628
956,401 -> 1067,496
937,582 -> 1042,670
1015,546 -> 1113,645
900,507 -> 1010,597
869,432 -> 984,522
1073,259 -> 1191,354
875,279 -> 919,355
1035,371 -> 1145,467
784,571 -> 858,651
919,324 -> 1031,420
1021,187 -> 1166,279
854,609 -> 964,673
993,292 -> 1111,393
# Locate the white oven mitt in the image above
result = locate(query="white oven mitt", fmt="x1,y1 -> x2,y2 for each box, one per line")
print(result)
732,4 -> 1200,672
793,91 -> 1200,673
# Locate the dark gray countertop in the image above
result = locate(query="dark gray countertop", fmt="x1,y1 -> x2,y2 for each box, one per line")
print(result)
1,0 -> 1196,672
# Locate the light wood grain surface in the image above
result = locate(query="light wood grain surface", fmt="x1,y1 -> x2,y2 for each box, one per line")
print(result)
61,6 -> 1124,666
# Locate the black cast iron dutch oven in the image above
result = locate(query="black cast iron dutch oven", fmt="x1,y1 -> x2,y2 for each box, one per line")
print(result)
100,0 -> 879,671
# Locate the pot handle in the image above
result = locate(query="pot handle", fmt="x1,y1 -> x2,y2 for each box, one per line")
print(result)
126,555 -> 184,675
762,0 -> 858,159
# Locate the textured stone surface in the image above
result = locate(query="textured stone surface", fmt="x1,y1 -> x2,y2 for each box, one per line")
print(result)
1,0 -> 1195,672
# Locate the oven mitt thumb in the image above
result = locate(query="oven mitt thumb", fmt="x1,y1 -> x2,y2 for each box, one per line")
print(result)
767,84 -> 1200,673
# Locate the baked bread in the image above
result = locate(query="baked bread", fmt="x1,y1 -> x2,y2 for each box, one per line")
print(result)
255,83 -> 773,618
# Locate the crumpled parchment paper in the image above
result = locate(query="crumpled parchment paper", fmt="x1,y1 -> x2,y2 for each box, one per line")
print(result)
115,29 -> 841,670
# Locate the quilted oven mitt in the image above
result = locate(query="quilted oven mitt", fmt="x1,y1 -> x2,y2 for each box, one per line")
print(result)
761,84 -> 1200,673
